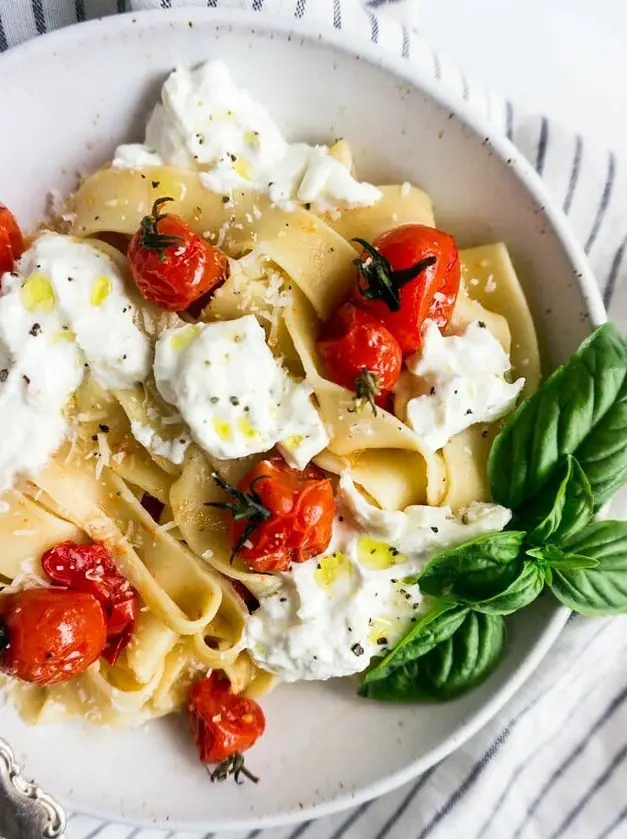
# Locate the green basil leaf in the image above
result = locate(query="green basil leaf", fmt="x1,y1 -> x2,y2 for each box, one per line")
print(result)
471,561 -> 546,614
360,612 -> 506,702
576,381 -> 627,508
518,455 -> 594,545
549,520 -> 627,615
415,531 -> 526,603
488,324 -> 627,509
526,544 -> 600,570
358,602 -> 468,692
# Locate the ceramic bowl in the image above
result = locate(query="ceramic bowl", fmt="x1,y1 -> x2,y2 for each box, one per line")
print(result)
0,8 -> 604,831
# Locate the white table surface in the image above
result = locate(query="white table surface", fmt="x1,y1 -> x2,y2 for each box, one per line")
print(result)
418,0 -> 627,153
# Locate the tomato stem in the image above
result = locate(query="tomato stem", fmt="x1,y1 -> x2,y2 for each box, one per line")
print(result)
353,368 -> 381,416
206,474 -> 271,560
207,752 -> 259,784
353,237 -> 436,312
137,197 -> 185,260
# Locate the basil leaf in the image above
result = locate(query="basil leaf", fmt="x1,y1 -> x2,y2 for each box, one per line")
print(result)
415,531 -> 526,604
488,324 -> 627,509
518,455 -> 594,545
576,382 -> 627,508
360,612 -> 506,702
358,603 -> 468,692
550,520 -> 627,615
526,544 -> 600,570
471,561 -> 546,615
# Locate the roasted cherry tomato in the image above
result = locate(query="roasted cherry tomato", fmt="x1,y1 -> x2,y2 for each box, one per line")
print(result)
353,224 -> 460,354
0,204 -> 25,275
210,458 -> 335,573
317,302 -> 402,413
128,197 -> 228,312
188,673 -> 265,766
0,588 -> 106,686
42,541 -> 138,665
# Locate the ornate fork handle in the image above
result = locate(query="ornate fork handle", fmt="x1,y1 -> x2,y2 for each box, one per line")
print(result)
0,737 -> 66,839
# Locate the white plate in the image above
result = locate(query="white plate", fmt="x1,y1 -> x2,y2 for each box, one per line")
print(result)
0,8 -> 605,832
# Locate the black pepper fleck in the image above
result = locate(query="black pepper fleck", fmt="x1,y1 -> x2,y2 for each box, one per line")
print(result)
230,396 -> 240,406
210,396 -> 219,404
0,370 -> 7,383
465,409 -> 473,415
430,386 -> 436,395
99,424 -> 109,433
481,429 -> 489,438
91,434 -> 98,441
376,637 -> 388,646
29,323 -> 41,337
431,526 -> 439,533
22,375 -> 30,385
151,180 -> 160,189
478,320 -> 486,328
351,643 -> 364,656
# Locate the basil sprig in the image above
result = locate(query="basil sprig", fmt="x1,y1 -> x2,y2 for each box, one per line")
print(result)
359,324 -> 627,705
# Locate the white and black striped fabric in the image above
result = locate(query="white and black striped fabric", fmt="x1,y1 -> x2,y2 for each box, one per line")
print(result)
1,1 -> 627,838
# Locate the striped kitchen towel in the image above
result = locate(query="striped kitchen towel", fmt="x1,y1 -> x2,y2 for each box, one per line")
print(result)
1,1 -> 627,838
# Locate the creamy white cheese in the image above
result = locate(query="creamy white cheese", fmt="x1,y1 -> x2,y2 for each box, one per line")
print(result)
153,315 -> 329,463
129,420 -> 191,465
245,475 -> 511,682
0,233 -> 150,490
113,60 -> 381,213
400,321 -> 524,451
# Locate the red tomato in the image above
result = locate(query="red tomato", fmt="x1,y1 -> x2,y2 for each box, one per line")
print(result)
41,541 -> 137,665
127,197 -> 228,311
0,588 -> 106,685
188,673 -> 266,764
317,302 -> 402,412
0,204 -> 25,275
353,224 -> 460,354
210,458 -> 335,573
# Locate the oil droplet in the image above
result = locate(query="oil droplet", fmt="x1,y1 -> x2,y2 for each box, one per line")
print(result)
357,536 -> 406,570
237,417 -> 258,439
20,273 -> 56,312
212,418 -> 232,442
171,324 -> 202,352
314,552 -> 350,588
90,275 -> 112,307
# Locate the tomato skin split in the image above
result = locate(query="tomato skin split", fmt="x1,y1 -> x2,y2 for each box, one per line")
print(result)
188,673 -> 266,764
42,540 -> 138,665
231,458 -> 335,573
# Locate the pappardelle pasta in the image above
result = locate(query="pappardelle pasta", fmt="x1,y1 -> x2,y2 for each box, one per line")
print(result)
0,59 -> 561,778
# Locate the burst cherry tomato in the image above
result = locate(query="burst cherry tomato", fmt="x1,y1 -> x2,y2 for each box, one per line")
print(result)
188,673 -> 266,765
128,197 -> 228,312
317,302 -> 402,413
353,224 -> 460,354
42,541 -> 137,665
0,204 -> 25,275
0,588 -> 106,686
210,458 -> 335,573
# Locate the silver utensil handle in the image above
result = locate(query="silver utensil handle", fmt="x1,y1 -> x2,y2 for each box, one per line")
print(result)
0,737 -> 66,839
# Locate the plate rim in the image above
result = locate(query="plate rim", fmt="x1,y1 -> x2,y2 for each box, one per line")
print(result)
0,6 -> 605,831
